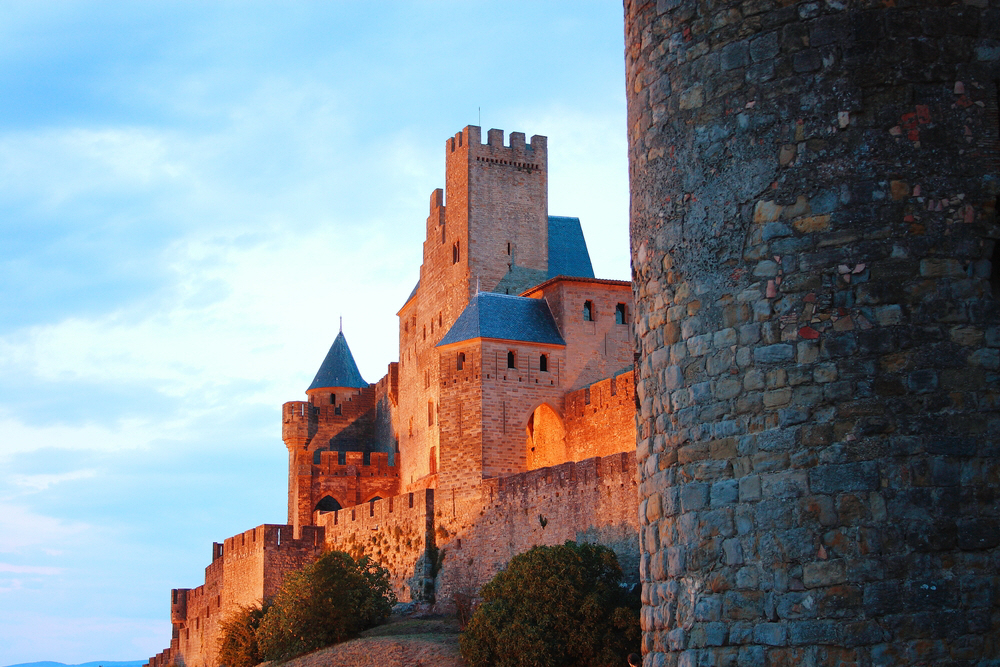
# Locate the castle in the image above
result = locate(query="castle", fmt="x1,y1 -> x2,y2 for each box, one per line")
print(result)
145,126 -> 640,667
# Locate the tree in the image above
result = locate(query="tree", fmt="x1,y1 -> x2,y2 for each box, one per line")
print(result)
460,541 -> 640,667
217,603 -> 268,667
256,550 -> 396,661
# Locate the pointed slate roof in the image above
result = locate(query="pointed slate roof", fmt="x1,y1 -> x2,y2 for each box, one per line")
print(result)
547,216 -> 595,279
437,292 -> 566,347
308,331 -> 367,391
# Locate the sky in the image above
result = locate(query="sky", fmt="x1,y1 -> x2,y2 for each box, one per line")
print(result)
0,2 -> 629,663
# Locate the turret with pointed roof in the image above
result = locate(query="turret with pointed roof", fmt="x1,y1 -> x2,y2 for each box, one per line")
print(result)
307,330 -> 367,393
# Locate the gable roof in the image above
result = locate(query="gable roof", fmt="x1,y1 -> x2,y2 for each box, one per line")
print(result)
547,216 -> 595,279
308,331 -> 368,391
437,292 -> 566,347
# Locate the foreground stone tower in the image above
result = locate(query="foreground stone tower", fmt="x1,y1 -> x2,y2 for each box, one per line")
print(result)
626,1 -> 999,664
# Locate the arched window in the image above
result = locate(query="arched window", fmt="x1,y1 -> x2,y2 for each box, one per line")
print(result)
453,241 -> 460,264
539,354 -> 548,372
457,352 -> 465,370
583,300 -> 593,321
507,351 -> 516,369
616,303 -> 626,324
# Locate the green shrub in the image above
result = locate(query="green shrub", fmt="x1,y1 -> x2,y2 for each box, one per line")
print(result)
257,550 -> 396,662
460,541 -> 640,667
217,603 -> 268,667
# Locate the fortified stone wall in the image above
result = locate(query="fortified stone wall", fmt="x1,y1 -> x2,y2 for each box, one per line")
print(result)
565,369 -> 638,462
625,0 -> 999,664
315,451 -> 639,609
315,489 -> 437,602
432,450 -> 640,604
146,525 -> 323,667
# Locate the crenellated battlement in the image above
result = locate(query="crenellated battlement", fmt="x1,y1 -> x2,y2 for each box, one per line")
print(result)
482,450 -> 635,503
564,368 -> 634,420
447,125 -> 546,166
312,449 -> 397,474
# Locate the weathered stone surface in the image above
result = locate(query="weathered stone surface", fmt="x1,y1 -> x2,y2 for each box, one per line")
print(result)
627,0 -> 1000,662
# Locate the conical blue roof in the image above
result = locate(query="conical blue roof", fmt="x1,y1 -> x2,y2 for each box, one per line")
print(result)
308,331 -> 367,391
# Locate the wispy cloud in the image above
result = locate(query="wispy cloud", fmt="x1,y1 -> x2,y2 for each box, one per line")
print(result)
0,503 -> 90,553
0,562 -> 63,575
8,470 -> 96,492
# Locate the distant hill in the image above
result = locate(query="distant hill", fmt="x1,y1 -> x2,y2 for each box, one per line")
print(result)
4,661 -> 145,667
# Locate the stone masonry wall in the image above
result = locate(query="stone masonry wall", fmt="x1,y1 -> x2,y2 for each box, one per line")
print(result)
145,525 -> 322,667
626,0 -> 1000,665
565,369 -> 639,462
316,489 -> 437,603
524,278 -> 636,391
432,451 -> 640,605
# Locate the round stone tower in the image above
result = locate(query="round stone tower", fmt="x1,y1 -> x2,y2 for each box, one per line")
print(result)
625,1 -> 999,664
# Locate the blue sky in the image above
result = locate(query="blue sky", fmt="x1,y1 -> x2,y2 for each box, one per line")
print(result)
0,2 -> 629,663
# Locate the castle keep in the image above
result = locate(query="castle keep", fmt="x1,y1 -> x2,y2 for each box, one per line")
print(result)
626,0 -> 999,664
146,126 -> 639,667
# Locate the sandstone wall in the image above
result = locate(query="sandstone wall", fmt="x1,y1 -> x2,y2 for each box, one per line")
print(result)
145,525 -> 323,667
316,489 -> 437,602
565,369 -> 638,462
625,0 -> 1000,664
433,451 -> 640,603
524,278 -> 635,391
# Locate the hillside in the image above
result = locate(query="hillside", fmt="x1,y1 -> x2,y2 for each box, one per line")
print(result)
272,616 -> 465,667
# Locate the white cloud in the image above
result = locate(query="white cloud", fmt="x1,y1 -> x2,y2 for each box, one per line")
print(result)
8,470 -> 96,492
0,503 -> 90,554
0,562 -> 63,575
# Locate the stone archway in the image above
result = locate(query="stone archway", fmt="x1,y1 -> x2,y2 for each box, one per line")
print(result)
525,402 -> 566,471
314,495 -> 342,513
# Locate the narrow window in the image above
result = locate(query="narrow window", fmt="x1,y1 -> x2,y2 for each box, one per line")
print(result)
539,354 -> 548,372
423,325 -> 426,341
404,321 -> 408,333
507,351 -> 516,369
408,417 -> 413,437
335,405 -> 342,416
457,352 -> 465,370
583,300 -> 593,321
439,312 -> 442,327
453,241 -> 460,264
616,303 -> 626,324
507,242 -> 511,255
428,400 -> 434,426
338,450 -> 346,465
429,446 -> 437,474
330,393 -> 336,404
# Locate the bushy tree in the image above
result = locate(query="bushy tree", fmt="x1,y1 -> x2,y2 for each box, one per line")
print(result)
217,603 -> 268,667
256,550 -> 396,662
460,541 -> 640,667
